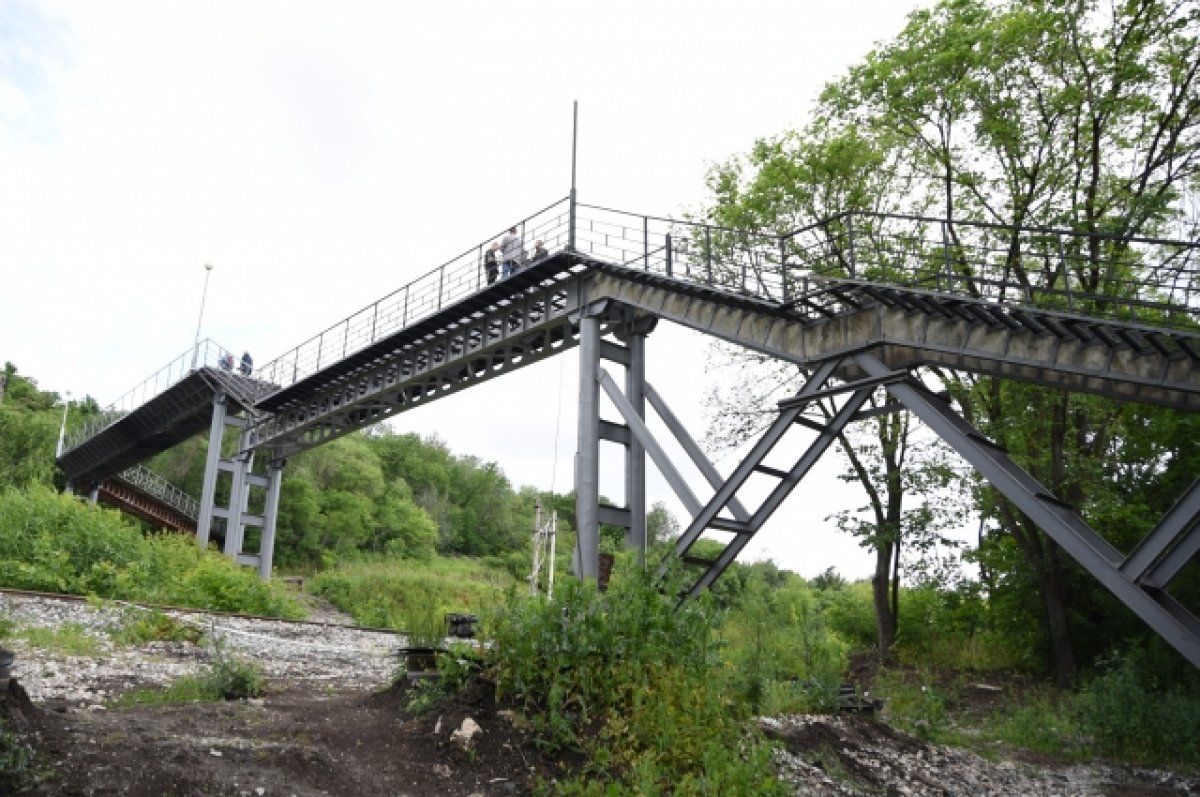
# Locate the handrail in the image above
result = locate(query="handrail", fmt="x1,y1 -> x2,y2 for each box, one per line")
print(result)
59,198 -> 1200,458
248,196 -> 573,402
113,464 -> 200,520
62,338 -> 236,452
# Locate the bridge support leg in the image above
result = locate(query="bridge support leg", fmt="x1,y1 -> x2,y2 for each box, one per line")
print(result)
196,393 -> 229,549
574,311 -> 601,580
258,457 -> 285,580
852,351 -> 1200,670
624,326 -> 647,561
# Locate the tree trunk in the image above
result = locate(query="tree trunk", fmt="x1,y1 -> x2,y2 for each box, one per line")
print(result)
873,543 -> 898,653
1036,543 -> 1078,688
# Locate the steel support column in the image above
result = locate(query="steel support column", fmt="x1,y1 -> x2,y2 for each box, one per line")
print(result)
259,457 -> 285,580
196,392 -> 228,548
624,328 -> 647,559
223,445 -> 254,559
575,312 -> 601,580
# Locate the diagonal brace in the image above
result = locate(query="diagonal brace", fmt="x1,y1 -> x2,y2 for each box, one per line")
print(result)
852,351 -> 1200,669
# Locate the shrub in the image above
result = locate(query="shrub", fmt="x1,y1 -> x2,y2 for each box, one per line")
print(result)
0,487 -> 303,618
0,722 -> 32,792
1075,648 -> 1200,767
487,565 -> 787,795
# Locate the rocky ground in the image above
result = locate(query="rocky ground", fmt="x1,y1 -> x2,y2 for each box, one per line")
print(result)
0,590 -> 1196,796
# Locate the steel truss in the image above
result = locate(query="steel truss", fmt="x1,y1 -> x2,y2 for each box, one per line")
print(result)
248,274 -> 589,456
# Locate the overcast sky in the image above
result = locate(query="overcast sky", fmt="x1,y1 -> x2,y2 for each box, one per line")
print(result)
1,0 -> 937,579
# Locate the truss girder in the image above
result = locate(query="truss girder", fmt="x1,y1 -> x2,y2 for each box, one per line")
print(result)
586,270 -> 1200,412
247,278 -> 586,454
851,351 -> 1200,669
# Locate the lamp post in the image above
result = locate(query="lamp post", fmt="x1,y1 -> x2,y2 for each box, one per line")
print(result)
190,263 -> 214,370
55,390 -> 72,459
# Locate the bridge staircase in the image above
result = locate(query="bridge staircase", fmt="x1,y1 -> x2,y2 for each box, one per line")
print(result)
96,464 -> 200,533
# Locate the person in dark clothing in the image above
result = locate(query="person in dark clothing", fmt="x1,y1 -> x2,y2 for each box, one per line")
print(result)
529,240 -> 548,264
240,351 -> 253,376
484,242 -> 500,285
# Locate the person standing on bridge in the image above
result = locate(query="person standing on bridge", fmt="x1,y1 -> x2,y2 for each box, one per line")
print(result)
240,351 -> 253,377
529,240 -> 548,265
500,227 -> 524,278
484,241 -> 500,285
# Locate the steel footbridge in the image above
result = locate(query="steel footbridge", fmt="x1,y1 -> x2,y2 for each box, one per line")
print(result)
56,196 -> 1200,668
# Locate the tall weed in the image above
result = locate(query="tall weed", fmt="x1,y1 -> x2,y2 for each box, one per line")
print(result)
488,566 -> 787,795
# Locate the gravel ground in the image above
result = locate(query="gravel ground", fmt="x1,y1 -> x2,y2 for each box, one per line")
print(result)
0,591 -> 401,704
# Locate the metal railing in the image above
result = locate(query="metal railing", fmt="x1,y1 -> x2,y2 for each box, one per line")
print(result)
573,204 -> 1200,326
249,197 -> 574,402
113,464 -> 200,520
62,338 -> 235,453
61,199 -> 1200,456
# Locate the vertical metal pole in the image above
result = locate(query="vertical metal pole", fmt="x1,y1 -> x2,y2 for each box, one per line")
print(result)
574,311 -> 601,580
847,214 -> 857,276
569,100 -> 578,252
780,236 -> 789,303
190,264 -> 214,371
196,393 -> 228,548
625,329 -> 647,563
665,234 -> 673,277
224,450 -> 250,558
705,227 -> 713,285
643,217 -> 649,269
258,458 -> 285,580
438,265 -> 445,310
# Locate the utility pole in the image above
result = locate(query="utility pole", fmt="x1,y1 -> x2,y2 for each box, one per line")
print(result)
55,390 -> 72,458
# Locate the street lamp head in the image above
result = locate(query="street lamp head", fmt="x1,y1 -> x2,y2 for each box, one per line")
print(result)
205,263 -> 214,272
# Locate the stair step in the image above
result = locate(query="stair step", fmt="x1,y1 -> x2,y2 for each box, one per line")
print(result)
709,517 -> 753,534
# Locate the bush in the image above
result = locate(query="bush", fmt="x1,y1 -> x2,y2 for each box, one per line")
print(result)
1075,648 -> 1200,767
487,565 -> 787,795
0,487 -> 302,618
0,722 -> 32,792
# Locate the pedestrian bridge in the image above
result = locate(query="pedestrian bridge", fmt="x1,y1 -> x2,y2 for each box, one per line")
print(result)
57,196 -> 1200,668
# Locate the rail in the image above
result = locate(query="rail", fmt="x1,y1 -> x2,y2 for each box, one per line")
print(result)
248,197 -> 574,402
60,198 -> 1200,456
62,338 -> 236,452
572,204 -> 1200,327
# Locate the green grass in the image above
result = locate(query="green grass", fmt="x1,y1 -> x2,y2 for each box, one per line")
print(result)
110,638 -> 265,707
309,555 -> 516,631
17,623 -> 103,657
100,604 -> 204,646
